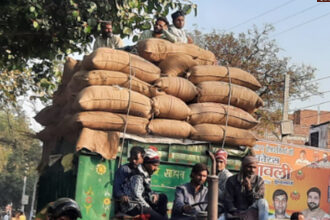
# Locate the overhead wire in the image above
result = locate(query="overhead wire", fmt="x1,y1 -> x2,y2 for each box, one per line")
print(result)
227,0 -> 296,31
272,3 -> 321,25
290,90 -> 330,101
273,11 -> 330,36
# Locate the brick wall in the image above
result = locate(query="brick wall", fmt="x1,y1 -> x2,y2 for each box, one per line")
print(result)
292,110 -> 330,126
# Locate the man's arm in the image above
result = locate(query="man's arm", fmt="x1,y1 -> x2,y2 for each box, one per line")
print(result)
246,176 -> 265,204
130,175 -> 150,208
113,166 -> 129,198
115,35 -> 124,48
172,186 -> 187,216
162,29 -> 177,43
224,177 -> 238,213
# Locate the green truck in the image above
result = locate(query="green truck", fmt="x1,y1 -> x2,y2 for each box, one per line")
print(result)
36,134 -> 250,219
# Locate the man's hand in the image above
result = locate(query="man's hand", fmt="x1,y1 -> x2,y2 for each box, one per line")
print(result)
182,205 -> 194,213
187,36 -> 194,44
151,194 -> 159,204
243,177 -> 252,191
120,196 -> 129,203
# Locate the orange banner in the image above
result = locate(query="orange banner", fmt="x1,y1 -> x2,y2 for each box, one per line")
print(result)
254,140 -> 330,218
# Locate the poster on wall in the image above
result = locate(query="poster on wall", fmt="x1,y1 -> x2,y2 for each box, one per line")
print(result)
253,140 -> 330,220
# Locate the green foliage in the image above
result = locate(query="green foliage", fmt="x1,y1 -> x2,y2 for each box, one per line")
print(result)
189,25 -> 318,132
0,0 -> 196,106
0,109 -> 41,209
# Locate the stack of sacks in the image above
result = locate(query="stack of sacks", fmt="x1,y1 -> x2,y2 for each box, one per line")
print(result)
187,65 -> 263,147
35,48 -> 162,161
137,38 -> 215,139
148,77 -> 197,139
137,38 -> 217,76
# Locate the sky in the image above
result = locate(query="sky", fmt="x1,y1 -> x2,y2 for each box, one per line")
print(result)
185,0 -> 330,114
25,0 -> 330,131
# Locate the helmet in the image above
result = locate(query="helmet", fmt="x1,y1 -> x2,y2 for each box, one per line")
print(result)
47,198 -> 82,219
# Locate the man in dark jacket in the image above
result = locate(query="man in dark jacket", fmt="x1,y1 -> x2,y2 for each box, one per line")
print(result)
223,156 -> 269,220
113,146 -> 145,203
120,147 -> 168,220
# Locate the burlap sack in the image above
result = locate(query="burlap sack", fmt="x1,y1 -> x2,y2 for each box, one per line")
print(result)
34,105 -> 62,126
152,95 -> 191,120
53,84 -> 72,106
81,48 -> 160,83
153,77 -> 198,102
62,57 -> 77,86
148,119 -> 194,139
189,103 -> 258,129
158,54 -> 197,77
76,128 -> 119,160
190,124 -> 256,147
64,111 -> 148,135
73,85 -> 152,118
197,81 -> 263,113
68,70 -> 152,97
36,124 -> 58,141
137,38 -> 216,64
188,65 -> 261,91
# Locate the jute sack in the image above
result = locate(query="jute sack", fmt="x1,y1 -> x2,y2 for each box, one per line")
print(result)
68,70 -> 152,97
189,103 -> 258,129
148,119 -> 194,139
53,84 -> 72,106
159,54 -> 197,77
153,77 -> 198,102
35,125 -> 58,141
190,124 -> 256,147
81,48 -> 160,83
76,128 -> 119,160
73,85 -> 152,118
64,111 -> 148,135
188,65 -> 261,91
34,105 -> 62,126
62,57 -> 77,85
197,81 -> 263,113
137,38 -> 216,64
152,95 -> 191,120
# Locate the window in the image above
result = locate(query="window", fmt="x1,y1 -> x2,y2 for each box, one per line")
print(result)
310,132 -> 319,147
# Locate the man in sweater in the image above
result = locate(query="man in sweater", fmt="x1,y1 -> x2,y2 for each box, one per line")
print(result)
169,10 -> 193,43
215,149 -> 232,213
224,156 -> 269,220
171,163 -> 208,220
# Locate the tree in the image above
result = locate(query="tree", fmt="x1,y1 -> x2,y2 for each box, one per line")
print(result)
0,109 -> 41,211
190,25 -> 318,133
0,0 -> 196,107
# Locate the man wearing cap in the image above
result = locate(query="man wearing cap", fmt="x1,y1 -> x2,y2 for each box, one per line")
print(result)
223,156 -> 269,220
169,10 -> 193,43
139,17 -> 176,42
120,147 -> 168,220
114,146 -> 145,204
215,149 -> 232,213
93,21 -> 124,50
171,163 -> 209,220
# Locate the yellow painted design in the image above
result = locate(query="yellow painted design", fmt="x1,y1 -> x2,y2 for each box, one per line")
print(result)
103,197 -> 111,206
96,164 -> 107,175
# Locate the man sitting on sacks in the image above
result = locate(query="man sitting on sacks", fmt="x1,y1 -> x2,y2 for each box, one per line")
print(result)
215,149 -> 233,215
119,146 -> 168,220
169,10 -> 193,44
171,163 -> 208,220
222,156 -> 269,220
114,146 -> 145,206
139,17 -> 176,42
93,20 -> 124,50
